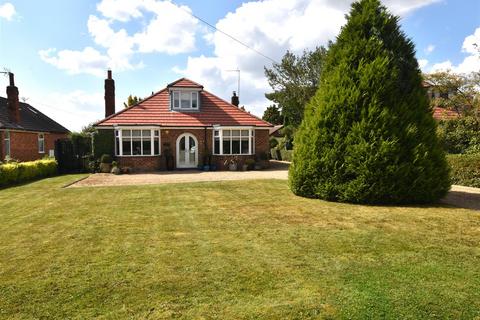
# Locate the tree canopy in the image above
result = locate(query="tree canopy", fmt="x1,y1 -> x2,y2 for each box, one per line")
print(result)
289,0 -> 450,204
264,46 -> 328,127
124,95 -> 142,108
262,105 -> 283,125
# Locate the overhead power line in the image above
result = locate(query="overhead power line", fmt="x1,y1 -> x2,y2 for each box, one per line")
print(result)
175,3 -> 279,64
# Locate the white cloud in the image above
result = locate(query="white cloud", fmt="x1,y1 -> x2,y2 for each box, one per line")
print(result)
418,59 -> 429,70
174,0 -> 440,118
0,2 -> 15,20
430,27 -> 480,74
425,44 -> 435,54
39,47 -> 110,77
40,0 -> 198,76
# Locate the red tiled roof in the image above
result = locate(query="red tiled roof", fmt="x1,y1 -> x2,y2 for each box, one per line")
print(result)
96,79 -> 272,127
167,78 -> 204,89
432,107 -> 460,120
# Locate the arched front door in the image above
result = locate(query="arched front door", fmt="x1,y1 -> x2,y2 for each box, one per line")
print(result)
176,133 -> 198,168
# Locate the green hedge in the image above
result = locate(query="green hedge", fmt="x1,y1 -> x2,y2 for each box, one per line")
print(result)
0,159 -> 58,187
447,154 -> 480,188
93,129 -> 114,158
437,117 -> 480,154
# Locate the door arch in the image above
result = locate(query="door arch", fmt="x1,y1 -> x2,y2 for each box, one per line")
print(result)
176,133 -> 198,168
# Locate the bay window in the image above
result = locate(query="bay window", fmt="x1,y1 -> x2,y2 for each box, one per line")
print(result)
115,128 -> 160,156
171,91 -> 199,110
213,128 -> 254,155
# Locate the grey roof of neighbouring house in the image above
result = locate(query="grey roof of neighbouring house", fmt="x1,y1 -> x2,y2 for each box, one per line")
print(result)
0,97 -> 69,133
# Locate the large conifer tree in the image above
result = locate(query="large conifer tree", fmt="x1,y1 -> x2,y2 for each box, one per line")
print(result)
289,0 -> 450,204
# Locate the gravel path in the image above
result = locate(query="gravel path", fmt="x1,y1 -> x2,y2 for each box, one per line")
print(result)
68,161 -> 480,211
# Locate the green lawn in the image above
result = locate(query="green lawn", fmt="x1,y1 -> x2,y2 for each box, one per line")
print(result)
0,175 -> 479,319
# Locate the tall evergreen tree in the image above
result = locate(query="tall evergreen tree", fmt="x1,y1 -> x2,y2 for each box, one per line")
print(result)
262,104 -> 283,125
289,0 -> 450,204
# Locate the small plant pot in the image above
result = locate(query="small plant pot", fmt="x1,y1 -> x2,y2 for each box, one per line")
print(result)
203,165 -> 210,171
111,166 -> 121,175
228,163 -> 238,171
242,164 -> 248,171
254,164 -> 262,170
99,163 -> 112,173
210,164 -> 217,171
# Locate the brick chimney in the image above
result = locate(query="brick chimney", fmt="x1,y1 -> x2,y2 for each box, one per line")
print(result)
104,70 -> 115,118
6,73 -> 20,123
231,91 -> 239,107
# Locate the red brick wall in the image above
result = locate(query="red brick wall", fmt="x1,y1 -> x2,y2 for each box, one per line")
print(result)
117,156 -> 161,172
0,130 -> 67,162
111,128 -> 270,171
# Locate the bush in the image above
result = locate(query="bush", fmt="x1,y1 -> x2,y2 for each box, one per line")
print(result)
447,154 -> 480,188
437,117 -> 480,154
289,0 -> 450,204
93,129 -> 114,159
0,159 -> 58,187
280,150 -> 293,162
269,138 -> 279,149
100,154 -> 112,164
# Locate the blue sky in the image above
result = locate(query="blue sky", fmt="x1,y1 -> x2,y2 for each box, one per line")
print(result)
0,0 -> 479,131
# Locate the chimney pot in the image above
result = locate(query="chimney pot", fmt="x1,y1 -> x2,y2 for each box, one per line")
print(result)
231,91 -> 239,107
6,72 -> 20,123
104,70 -> 115,117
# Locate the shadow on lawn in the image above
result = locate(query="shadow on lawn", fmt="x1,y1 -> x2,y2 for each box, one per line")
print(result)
440,191 -> 480,211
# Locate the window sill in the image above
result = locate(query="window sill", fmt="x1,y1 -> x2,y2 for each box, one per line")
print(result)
116,154 -> 161,157
213,154 -> 255,156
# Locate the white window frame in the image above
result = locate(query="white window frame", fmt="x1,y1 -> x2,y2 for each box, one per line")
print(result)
4,130 -> 10,158
170,89 -> 200,110
38,133 -> 45,154
114,127 -> 161,157
212,127 -> 255,156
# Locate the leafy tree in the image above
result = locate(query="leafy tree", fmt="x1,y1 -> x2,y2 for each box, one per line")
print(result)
124,95 -> 142,108
264,46 -> 328,127
262,104 -> 283,125
289,0 -> 450,204
423,71 -> 480,118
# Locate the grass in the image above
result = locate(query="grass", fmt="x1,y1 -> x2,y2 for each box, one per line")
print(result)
0,175 -> 479,319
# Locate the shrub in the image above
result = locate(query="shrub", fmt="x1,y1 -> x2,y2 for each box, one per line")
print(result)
100,154 -> 113,164
269,138 -> 279,149
93,129 -> 114,158
437,117 -> 480,154
447,154 -> 480,188
289,0 -> 450,204
280,150 -> 293,162
0,159 -> 58,187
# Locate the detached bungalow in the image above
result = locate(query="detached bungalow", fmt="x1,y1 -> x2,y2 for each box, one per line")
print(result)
94,71 -> 272,171
0,73 -> 69,161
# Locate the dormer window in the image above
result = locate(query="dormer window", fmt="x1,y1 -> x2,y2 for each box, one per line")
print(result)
171,91 -> 199,110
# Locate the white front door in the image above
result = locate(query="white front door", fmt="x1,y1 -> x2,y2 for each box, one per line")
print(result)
176,133 -> 198,168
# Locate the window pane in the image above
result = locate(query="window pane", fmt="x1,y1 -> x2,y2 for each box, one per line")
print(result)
173,92 -> 180,108
142,130 -> 151,138
232,138 -> 240,154
154,130 -> 159,137
122,139 -> 131,155
192,92 -> 198,108
232,130 -> 240,137
223,138 -> 231,154
214,137 -> 220,154
241,137 -> 249,154
154,137 -> 159,155
223,130 -> 231,137
214,130 -> 219,136
143,139 -> 151,155
122,130 -> 131,137
181,92 -> 190,108
132,130 -> 141,137
132,139 -> 141,155
115,137 -> 120,156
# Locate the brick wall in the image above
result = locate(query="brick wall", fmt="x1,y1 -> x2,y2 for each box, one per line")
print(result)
117,156 -> 161,172
111,127 -> 270,171
0,130 -> 67,162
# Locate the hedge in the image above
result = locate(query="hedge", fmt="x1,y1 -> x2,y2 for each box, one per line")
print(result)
447,154 -> 480,188
0,159 -> 58,187
93,129 -> 114,158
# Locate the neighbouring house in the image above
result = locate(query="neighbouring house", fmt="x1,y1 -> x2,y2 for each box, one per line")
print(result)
0,73 -> 69,161
422,81 -> 461,121
94,71 -> 272,171
269,125 -> 284,138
